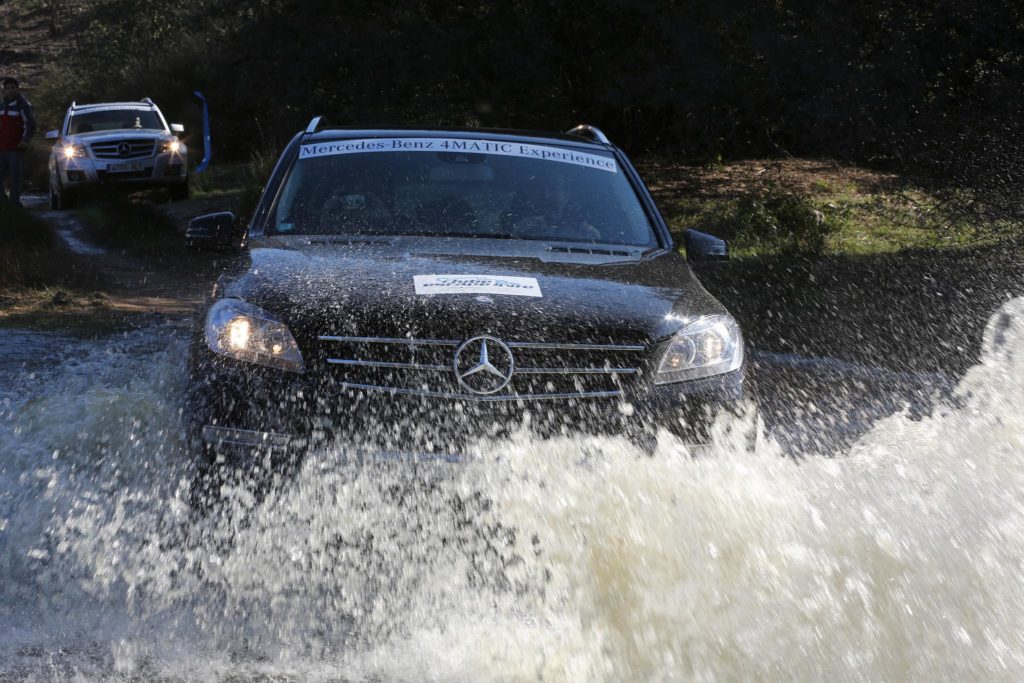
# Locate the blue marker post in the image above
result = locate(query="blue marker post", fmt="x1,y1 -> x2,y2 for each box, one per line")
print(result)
193,91 -> 211,174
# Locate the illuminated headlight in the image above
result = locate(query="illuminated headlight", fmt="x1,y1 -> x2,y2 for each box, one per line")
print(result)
62,144 -> 86,159
204,298 -> 305,372
160,139 -> 183,154
655,315 -> 744,384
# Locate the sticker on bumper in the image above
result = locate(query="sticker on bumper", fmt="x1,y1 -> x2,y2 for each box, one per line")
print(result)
414,274 -> 542,297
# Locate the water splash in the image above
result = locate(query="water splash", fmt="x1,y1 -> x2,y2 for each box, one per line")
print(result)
1,301 -> 1022,680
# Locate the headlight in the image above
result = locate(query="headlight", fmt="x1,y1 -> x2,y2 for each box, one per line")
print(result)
655,315 -> 743,384
160,138 -> 183,154
204,298 -> 305,372
62,144 -> 86,159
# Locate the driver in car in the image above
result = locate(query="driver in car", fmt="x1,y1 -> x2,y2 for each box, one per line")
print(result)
320,184 -> 393,233
504,174 -> 601,240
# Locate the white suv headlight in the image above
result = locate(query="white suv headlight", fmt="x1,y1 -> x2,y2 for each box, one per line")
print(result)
204,298 -> 305,372
62,144 -> 87,159
655,315 -> 744,384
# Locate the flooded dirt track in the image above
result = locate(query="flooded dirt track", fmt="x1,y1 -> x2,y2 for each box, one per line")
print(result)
0,299 -> 1022,680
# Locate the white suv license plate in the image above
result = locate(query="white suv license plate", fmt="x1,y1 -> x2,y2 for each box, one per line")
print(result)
106,163 -> 145,173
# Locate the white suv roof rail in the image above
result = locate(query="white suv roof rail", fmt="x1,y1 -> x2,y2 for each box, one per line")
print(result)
305,115 -> 326,134
70,101 -> 157,110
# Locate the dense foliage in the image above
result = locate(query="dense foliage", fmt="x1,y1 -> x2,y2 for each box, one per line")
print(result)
14,0 -> 1024,231
21,1 -> 1019,153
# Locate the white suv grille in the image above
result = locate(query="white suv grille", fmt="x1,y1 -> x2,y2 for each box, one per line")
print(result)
90,139 -> 157,159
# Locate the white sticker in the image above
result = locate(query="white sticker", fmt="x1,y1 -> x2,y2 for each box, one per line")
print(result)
414,274 -> 542,297
300,137 -> 617,173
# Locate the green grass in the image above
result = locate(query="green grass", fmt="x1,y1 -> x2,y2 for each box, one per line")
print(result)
639,159 -> 1013,258
189,162 -> 250,197
1,201 -> 55,285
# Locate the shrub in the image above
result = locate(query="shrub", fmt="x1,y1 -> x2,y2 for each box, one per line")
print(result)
236,146 -> 280,224
0,202 -> 57,285
0,201 -> 53,248
731,182 -> 836,256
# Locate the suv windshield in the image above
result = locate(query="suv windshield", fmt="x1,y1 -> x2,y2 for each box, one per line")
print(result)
269,137 -> 658,247
68,109 -> 164,135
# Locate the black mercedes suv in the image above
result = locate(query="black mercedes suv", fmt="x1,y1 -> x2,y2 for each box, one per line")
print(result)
185,120 -> 747,467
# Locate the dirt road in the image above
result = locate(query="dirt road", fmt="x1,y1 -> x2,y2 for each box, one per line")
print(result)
1,193 -> 236,331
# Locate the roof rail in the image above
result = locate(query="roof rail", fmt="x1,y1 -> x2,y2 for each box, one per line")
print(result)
70,100 -> 77,110
305,115 -> 326,134
566,124 -> 610,144
141,97 -> 154,105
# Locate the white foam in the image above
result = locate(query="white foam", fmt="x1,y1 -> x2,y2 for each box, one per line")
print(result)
0,300 -> 1022,680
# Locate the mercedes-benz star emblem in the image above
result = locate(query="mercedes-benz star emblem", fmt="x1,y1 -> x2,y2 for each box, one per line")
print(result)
453,335 -> 515,395
118,142 -> 131,157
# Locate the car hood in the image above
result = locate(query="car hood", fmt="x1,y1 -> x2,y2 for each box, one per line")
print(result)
221,237 -> 727,344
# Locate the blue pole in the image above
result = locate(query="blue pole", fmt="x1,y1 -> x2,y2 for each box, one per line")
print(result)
193,90 -> 211,174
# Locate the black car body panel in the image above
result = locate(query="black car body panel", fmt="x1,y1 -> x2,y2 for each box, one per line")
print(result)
222,240 -> 725,342
186,125 -> 747,462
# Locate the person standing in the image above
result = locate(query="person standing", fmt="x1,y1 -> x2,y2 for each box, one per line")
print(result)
0,77 -> 37,207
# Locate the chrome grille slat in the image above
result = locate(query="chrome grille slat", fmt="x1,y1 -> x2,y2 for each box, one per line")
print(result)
318,334 -> 645,401
338,382 -> 624,402
324,358 -> 636,376
319,335 -> 643,352
326,358 -> 449,371
319,335 -> 459,346
506,341 -> 646,351
514,367 -> 637,375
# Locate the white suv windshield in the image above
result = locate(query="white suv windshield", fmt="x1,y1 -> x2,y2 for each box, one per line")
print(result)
270,137 -> 657,247
68,109 -> 164,134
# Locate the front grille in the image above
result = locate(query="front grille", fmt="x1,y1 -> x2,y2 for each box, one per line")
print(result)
317,335 -> 646,401
90,139 -> 156,159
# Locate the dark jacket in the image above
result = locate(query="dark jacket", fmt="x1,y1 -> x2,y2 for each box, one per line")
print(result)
0,95 -> 36,151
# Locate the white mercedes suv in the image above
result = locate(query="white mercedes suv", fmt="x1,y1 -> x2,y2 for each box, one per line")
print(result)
46,98 -> 189,209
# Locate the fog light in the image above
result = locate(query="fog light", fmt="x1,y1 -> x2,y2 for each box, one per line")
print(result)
66,171 -> 85,182
165,164 -> 182,177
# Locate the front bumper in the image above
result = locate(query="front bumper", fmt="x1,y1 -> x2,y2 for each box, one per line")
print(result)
55,150 -> 188,188
186,349 -> 748,462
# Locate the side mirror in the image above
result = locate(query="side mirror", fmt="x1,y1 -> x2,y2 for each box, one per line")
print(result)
170,123 -> 185,134
684,229 -> 729,262
187,211 -> 238,251
45,130 -> 59,140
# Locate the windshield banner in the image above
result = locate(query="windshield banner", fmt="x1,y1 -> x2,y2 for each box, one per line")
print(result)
300,138 -> 617,173
414,274 -> 543,297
